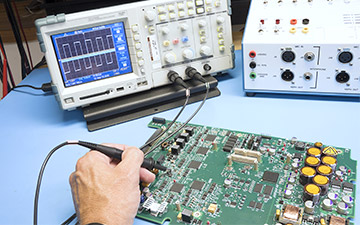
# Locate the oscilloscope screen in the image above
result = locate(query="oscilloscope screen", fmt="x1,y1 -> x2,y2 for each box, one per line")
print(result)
51,22 -> 133,87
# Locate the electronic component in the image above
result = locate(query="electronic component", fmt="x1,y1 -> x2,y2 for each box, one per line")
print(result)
181,209 -> 193,223
205,134 -> 217,142
304,200 -> 314,214
233,148 -> 261,161
190,180 -> 205,191
303,184 -> 321,204
208,203 -> 217,214
307,147 -> 322,159
299,167 -> 316,186
36,0 -> 234,110
196,147 -> 209,155
137,120 -> 357,224
262,171 -> 279,184
313,175 -> 330,196
171,144 -> 181,155
242,0 -> 360,97
322,199 -> 333,211
322,156 -> 337,171
230,154 -> 259,170
170,182 -> 184,193
343,182 -> 354,192
316,165 -> 333,179
279,205 -> 303,225
188,160 -> 201,170
329,216 -> 346,225
305,156 -> 320,169
152,117 -> 166,125
337,202 -> 349,215
322,146 -> 339,158
253,183 -> 263,193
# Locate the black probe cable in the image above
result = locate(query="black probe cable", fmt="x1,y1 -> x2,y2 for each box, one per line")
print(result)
145,82 -> 210,156
34,140 -> 167,225
34,141 -> 78,225
139,88 -> 190,152
139,71 -> 190,152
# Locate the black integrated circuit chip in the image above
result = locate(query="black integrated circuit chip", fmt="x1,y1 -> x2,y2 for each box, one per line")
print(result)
197,147 -> 209,155
248,201 -> 256,208
191,180 -> 205,190
170,183 -> 184,193
254,183 -> 263,193
255,202 -> 263,210
262,171 -> 279,183
332,180 -> 342,189
205,134 -> 217,142
188,160 -> 202,169
263,185 -> 273,195
343,182 -> 354,192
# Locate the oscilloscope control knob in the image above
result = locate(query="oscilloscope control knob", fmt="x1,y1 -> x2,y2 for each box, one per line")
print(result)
200,46 -> 212,56
144,10 -> 156,22
164,52 -> 176,64
198,20 -> 207,27
180,23 -> 189,31
216,16 -> 225,24
162,27 -> 170,35
182,49 -> 194,59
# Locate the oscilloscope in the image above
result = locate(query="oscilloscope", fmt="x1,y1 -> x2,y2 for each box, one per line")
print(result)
36,0 -> 234,110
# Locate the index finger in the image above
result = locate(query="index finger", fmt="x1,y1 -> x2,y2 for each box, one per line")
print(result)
115,146 -> 144,174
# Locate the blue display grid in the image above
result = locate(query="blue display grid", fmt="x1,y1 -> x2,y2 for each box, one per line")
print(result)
51,22 -> 133,87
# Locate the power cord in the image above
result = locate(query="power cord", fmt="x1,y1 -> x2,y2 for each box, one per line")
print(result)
11,82 -> 52,93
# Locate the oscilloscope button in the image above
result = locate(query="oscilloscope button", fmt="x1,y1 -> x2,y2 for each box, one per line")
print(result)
164,52 -> 176,64
168,4 -> 175,11
138,59 -> 145,66
135,42 -> 141,50
144,10 -> 156,22
200,46 -> 212,56
179,10 -> 186,18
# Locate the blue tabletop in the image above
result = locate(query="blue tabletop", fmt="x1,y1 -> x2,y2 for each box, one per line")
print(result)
0,51 -> 359,224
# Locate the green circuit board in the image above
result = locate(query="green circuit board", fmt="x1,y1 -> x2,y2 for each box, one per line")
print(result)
137,120 -> 357,225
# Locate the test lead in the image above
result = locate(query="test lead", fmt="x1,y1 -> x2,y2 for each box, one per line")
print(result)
77,141 -> 167,171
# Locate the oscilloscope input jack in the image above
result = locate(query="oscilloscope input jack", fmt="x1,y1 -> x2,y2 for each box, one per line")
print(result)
281,69 -> 295,82
281,50 -> 296,63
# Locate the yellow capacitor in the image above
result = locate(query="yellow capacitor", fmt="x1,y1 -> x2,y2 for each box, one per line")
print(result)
322,156 -> 337,171
314,142 -> 323,150
208,203 -> 217,213
177,212 -> 182,220
322,146 -> 338,158
300,166 -> 316,185
303,184 -> 321,204
305,156 -> 320,168
313,175 -> 330,196
317,165 -> 333,179
307,147 -> 321,158
276,209 -> 281,220
320,218 -> 326,225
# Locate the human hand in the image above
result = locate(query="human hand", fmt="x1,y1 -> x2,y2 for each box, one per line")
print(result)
69,144 -> 156,225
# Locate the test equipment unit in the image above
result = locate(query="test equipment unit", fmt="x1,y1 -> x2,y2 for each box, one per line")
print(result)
242,0 -> 360,97
36,0 -> 234,110
137,119 -> 357,225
